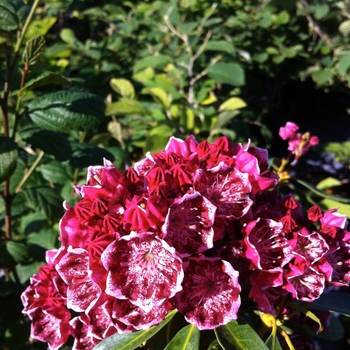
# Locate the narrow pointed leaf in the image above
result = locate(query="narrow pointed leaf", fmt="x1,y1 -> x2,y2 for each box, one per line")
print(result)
265,332 -> 283,350
309,292 -> 350,316
164,324 -> 200,350
27,91 -> 105,132
93,309 -> 177,350
294,179 -> 350,204
0,136 -> 18,182
214,319 -> 269,350
22,35 -> 46,65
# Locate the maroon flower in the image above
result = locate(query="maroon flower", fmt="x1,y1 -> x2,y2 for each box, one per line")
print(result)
194,162 -> 252,219
174,256 -> 241,330
242,218 -> 293,270
284,263 -> 325,301
162,192 -> 216,257
101,231 -> 183,312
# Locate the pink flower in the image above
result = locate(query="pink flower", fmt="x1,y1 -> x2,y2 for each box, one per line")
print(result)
194,162 -> 252,219
101,231 -> 184,312
279,122 -> 299,140
21,251 -> 71,350
162,192 -> 216,257
242,218 -> 293,270
174,256 -> 241,330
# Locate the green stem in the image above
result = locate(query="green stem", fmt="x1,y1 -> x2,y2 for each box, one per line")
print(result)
14,0 -> 41,53
15,150 -> 44,193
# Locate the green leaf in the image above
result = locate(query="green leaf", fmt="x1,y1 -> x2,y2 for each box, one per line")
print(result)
6,241 -> 32,264
212,110 -> 240,131
60,28 -> 75,45
294,178 -> 350,204
25,17 -> 56,40
339,20 -> 350,36
70,142 -> 115,169
257,12 -> 272,28
274,11 -> 290,26
218,97 -> 246,111
37,160 -> 71,184
110,78 -> 135,99
22,186 -> 63,221
207,62 -> 245,86
336,55 -> 350,76
134,55 -> 171,73
0,0 -> 29,32
93,309 -> 177,350
27,228 -> 59,250
144,124 -> 175,153
148,87 -> 171,109
19,71 -> 73,94
106,100 -> 148,116
310,314 -> 344,341
314,4 -> 329,20
19,212 -> 46,235
265,332 -> 283,350
214,319 -> 269,350
311,69 -> 333,85
310,293 -> 350,316
22,35 -> 46,65
27,91 -> 105,132
164,324 -> 200,350
0,136 -> 18,183
16,261 -> 43,284
20,127 -> 72,161
204,40 -> 235,54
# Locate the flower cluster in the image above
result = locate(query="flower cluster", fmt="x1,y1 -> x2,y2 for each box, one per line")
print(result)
22,133 -> 350,350
279,121 -> 319,165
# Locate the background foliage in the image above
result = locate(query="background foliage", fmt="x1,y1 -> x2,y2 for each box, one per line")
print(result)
1,0 -> 350,349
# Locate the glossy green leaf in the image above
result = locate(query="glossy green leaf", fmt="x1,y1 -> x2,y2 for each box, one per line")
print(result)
310,314 -> 344,341
22,186 -> 63,221
93,309 -> 177,350
0,0 -> 29,31
6,241 -> 32,265
265,332 -> 283,350
211,110 -> 240,131
214,319 -> 269,350
207,62 -> 245,86
20,127 -> 72,161
16,261 -> 44,284
25,17 -> 57,39
0,136 -> 18,183
164,324 -> 200,350
27,91 -> 105,132
294,178 -> 350,204
27,228 -> 59,250
22,35 -> 46,65
70,142 -> 115,169
134,55 -> 171,73
310,293 -> 350,316
37,160 -> 71,184
19,71 -> 73,94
